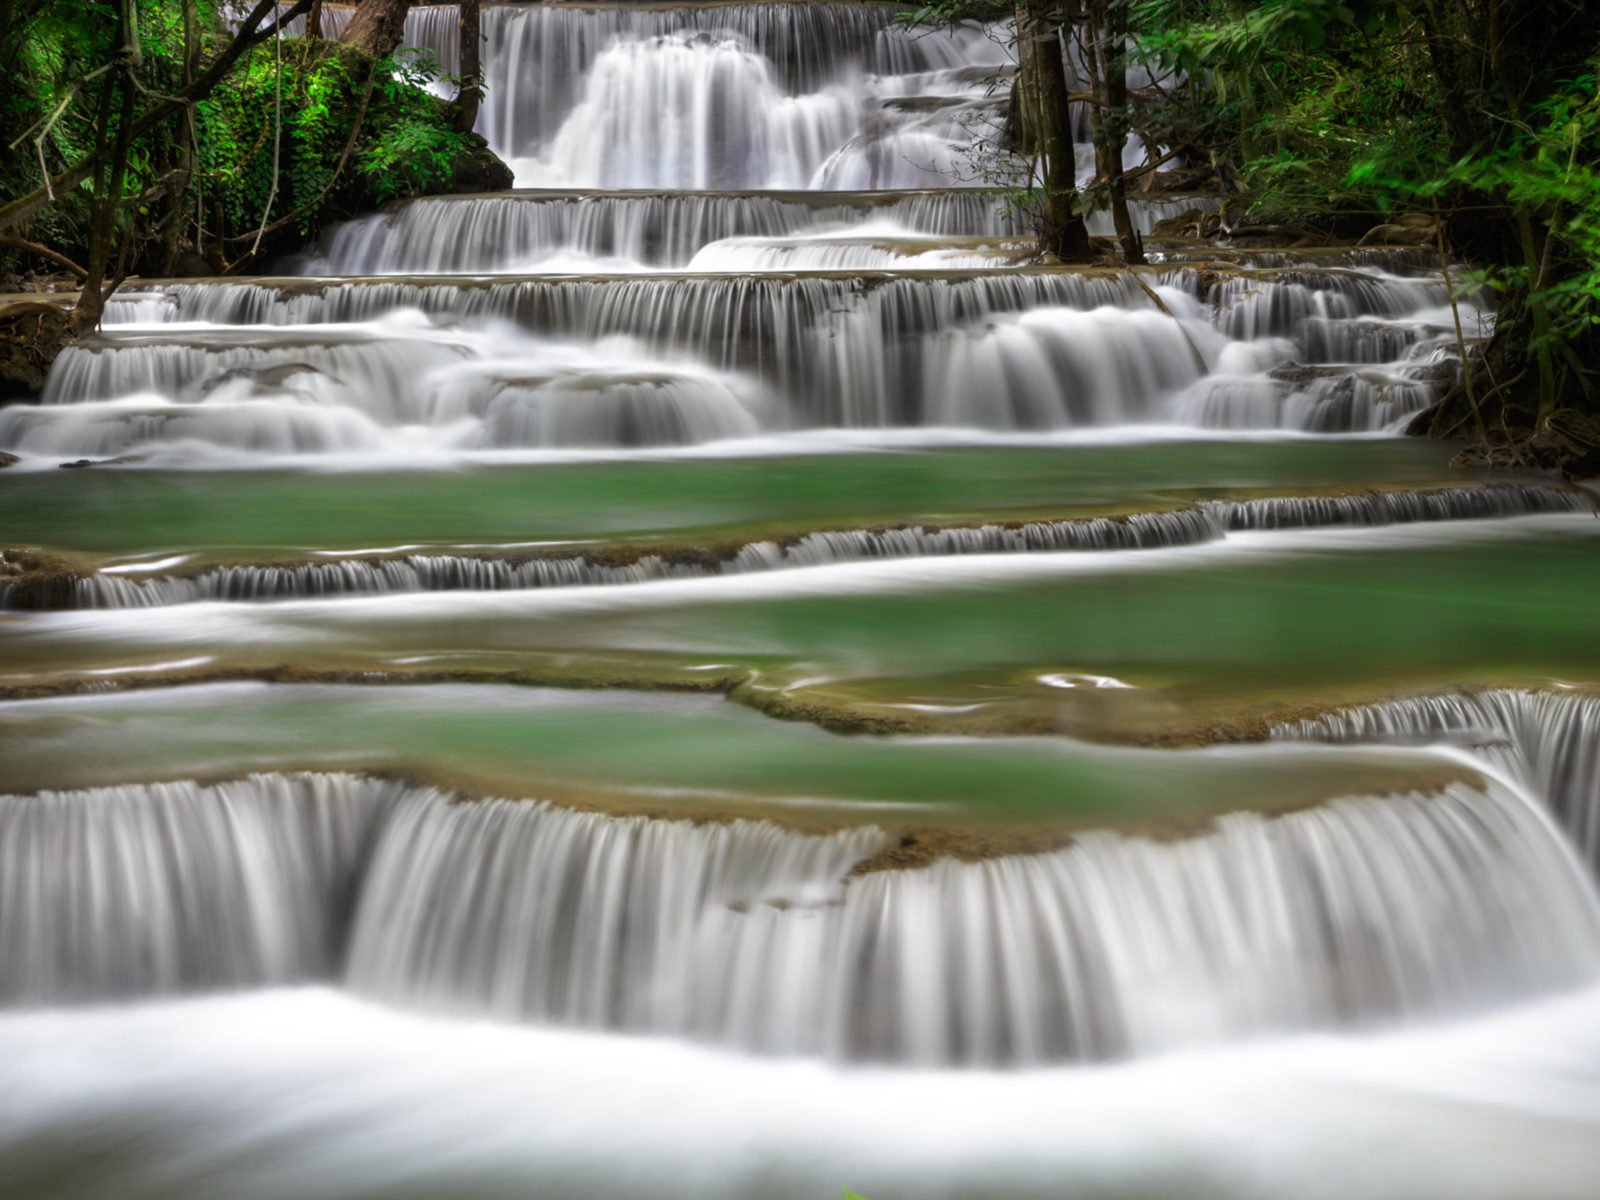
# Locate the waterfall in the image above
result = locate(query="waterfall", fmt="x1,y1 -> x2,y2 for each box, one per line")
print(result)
4,771 -> 1598,1064
542,35 -> 858,191
300,3 -> 1011,188
299,191 -> 1023,275
1277,690 -> 1600,869
1213,482 -> 1591,528
11,483 -> 1584,610
348,779 -> 1600,1064
12,314 -> 780,455
21,278 -> 1235,450
0,774 -> 397,1004
67,266 -> 1473,445
293,191 -> 1220,277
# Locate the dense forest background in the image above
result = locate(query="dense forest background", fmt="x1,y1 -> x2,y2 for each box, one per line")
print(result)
0,0 -> 500,367
1,0 -> 1596,469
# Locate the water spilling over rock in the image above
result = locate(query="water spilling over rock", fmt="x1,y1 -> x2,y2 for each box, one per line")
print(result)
5,0 -> 1600,1194
0,257 -> 1489,464
307,2 -> 1014,189
5,771 -> 1597,1065
0,774 -> 397,1003
1278,690 -> 1600,869
293,191 -> 1218,275
14,484 -> 1584,609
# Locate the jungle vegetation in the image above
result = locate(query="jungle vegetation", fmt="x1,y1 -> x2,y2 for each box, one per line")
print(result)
0,0 -> 500,388
917,0 -> 1600,469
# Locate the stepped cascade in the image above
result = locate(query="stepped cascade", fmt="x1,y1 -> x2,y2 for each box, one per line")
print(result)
3,770 -> 1597,1065
3,2 -> 1599,1197
2,259 -> 1479,460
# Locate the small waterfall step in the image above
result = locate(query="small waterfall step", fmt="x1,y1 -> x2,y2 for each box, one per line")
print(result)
0,260 -> 1472,458
309,2 -> 1016,189
1278,689 -> 1600,869
293,189 -> 1219,274
9,505 -> 1596,714
7,484 -> 1588,609
5,770 -> 1598,1064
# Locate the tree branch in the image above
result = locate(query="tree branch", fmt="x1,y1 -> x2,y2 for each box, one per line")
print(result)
0,233 -> 87,278
0,0 -> 314,233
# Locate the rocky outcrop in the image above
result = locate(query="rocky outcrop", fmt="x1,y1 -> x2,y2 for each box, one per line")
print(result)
0,300 -> 74,403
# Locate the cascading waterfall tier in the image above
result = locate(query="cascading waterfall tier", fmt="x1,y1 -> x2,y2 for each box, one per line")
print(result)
1277,689 -> 1600,870
1171,265 -> 1488,430
17,277 -> 1212,451
10,314 -> 780,456
3,771 -> 1597,1064
0,260 -> 1481,461
309,2 -> 1015,189
292,190 -> 1217,275
0,774 -> 398,1004
12,484 -> 1588,610
347,780 -> 1600,1064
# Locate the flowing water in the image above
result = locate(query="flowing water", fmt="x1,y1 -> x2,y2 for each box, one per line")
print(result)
2,2 -> 1598,1196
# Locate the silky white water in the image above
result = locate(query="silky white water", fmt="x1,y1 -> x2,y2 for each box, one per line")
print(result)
1279,690 -> 1600,868
1,259 -> 1489,465
2,981 -> 1598,1200
4,768 -> 1597,1065
292,191 -> 1219,275
315,2 -> 1018,189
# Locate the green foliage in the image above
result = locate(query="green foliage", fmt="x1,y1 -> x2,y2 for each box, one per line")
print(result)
361,115 -> 474,204
1132,0 -> 1429,216
1134,0 -> 1600,422
200,37 -> 471,237
1,1 -> 487,275
358,53 -> 473,204
898,0 -> 1013,28
1350,64 -> 1600,356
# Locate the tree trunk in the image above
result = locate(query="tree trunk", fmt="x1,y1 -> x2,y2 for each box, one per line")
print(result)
454,0 -> 481,134
72,3 -> 139,334
1014,0 -> 1089,260
1088,0 -> 1142,263
340,0 -> 414,60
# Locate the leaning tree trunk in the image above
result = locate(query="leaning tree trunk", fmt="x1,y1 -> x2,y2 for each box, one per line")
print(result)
454,0 -> 481,133
340,0 -> 414,59
1014,0 -> 1089,260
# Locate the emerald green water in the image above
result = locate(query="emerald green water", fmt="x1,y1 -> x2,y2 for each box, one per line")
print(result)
1,439 -> 1466,563
0,684 -> 1475,831
6,516 -> 1596,720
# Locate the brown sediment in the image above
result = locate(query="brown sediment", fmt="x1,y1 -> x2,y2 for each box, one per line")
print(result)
0,661 -> 750,703
837,769 -> 1491,871
0,650 -> 1591,755
0,548 -> 93,609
